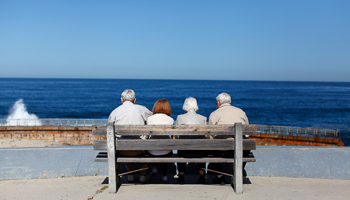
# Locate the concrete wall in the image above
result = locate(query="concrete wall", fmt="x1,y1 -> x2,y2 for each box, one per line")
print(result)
0,146 -> 107,180
246,146 -> 350,180
1,146 -> 350,180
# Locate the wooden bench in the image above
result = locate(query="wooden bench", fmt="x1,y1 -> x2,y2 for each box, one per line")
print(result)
93,122 -> 257,195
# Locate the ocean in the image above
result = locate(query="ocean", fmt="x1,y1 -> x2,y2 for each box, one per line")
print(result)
0,78 -> 349,145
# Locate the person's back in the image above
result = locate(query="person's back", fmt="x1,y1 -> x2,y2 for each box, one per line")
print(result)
209,103 -> 248,125
176,110 -> 207,125
107,89 -> 152,183
176,110 -> 206,139
146,99 -> 174,182
175,97 -> 207,184
108,101 -> 145,125
208,92 -> 250,184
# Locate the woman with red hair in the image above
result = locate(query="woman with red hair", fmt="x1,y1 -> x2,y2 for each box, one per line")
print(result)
147,99 -> 174,182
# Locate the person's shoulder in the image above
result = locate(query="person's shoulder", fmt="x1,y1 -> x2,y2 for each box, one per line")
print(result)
209,107 -> 220,117
135,104 -> 146,108
194,112 -> 207,120
163,113 -> 174,120
135,104 -> 152,112
231,105 -> 246,113
147,114 -> 156,120
161,114 -> 174,123
176,113 -> 186,119
110,104 -> 123,112
175,113 -> 185,124
200,115 -> 207,121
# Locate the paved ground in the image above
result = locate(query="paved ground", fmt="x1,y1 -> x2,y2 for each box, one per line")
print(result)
1,175 -> 349,200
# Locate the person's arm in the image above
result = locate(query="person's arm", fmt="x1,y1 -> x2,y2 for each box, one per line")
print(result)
243,112 -> 249,138
208,114 -> 216,139
108,110 -> 115,123
244,115 -> 249,124
137,105 -> 153,123
203,116 -> 207,125
208,114 -> 215,125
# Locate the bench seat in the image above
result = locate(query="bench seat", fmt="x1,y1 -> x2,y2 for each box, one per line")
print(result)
94,152 -> 256,163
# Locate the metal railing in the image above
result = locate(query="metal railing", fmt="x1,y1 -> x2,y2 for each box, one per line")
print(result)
0,118 -> 108,127
256,124 -> 340,139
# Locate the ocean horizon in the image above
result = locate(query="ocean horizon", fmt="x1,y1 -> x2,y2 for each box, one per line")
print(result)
1,78 -> 349,145
1,77 -> 349,83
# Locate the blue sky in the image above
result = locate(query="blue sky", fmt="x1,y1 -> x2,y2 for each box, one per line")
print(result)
0,0 -> 349,82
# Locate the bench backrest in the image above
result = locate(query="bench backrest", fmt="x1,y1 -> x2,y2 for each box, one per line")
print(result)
93,123 -> 257,151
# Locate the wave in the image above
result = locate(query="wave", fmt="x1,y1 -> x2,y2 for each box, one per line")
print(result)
6,99 -> 41,126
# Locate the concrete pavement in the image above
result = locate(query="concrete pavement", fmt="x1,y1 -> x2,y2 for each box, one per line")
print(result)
1,175 -> 349,200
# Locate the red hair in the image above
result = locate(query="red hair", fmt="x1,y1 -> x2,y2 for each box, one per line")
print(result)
152,99 -> 172,116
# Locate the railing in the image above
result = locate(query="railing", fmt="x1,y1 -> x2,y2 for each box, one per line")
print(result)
256,124 -> 340,139
0,119 -> 108,127
0,119 -> 340,139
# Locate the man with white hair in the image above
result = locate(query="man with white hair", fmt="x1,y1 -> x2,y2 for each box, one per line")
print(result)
208,92 -> 249,184
108,89 -> 152,183
108,89 -> 152,125
209,92 -> 249,127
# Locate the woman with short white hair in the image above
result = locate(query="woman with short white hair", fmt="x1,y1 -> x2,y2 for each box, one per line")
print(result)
176,97 -> 206,125
175,97 -> 207,184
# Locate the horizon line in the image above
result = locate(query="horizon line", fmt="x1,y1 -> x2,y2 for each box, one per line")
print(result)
0,77 -> 349,83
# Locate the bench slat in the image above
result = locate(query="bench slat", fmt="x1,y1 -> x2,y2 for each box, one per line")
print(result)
92,124 -> 257,136
92,125 -> 107,136
93,139 -> 256,151
94,152 -> 256,163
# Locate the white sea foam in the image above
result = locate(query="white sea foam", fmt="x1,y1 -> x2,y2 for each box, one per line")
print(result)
6,99 -> 41,126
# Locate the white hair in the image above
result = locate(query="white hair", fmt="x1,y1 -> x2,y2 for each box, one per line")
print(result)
121,89 -> 135,102
182,97 -> 199,112
216,92 -> 231,104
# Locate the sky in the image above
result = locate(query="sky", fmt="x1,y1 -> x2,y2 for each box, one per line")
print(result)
0,0 -> 349,82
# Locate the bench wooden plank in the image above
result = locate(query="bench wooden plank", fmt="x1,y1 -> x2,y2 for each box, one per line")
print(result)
92,125 -> 107,136
92,124 -> 257,136
94,152 -> 108,162
118,157 -> 256,163
94,152 -> 256,163
93,139 -> 256,151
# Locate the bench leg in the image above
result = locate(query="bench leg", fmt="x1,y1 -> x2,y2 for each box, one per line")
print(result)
107,122 -> 117,193
116,162 -> 121,189
233,123 -> 243,195
108,159 -> 117,194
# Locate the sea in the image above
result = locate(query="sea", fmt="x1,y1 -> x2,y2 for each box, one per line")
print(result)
0,78 -> 349,146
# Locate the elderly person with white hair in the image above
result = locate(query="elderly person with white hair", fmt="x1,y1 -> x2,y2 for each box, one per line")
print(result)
209,92 -> 249,126
108,89 -> 153,183
175,97 -> 207,184
208,92 -> 249,185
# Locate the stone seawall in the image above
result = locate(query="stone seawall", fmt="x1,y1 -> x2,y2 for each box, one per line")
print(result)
0,126 -> 106,145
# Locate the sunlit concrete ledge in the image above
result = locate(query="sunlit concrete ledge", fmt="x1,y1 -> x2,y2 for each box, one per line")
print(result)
247,146 -> 350,179
1,146 -> 350,180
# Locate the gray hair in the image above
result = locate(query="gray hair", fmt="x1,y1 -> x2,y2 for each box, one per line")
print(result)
216,92 -> 231,104
121,89 -> 136,102
182,97 -> 199,112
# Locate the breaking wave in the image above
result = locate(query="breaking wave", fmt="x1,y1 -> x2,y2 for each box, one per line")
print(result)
6,99 -> 41,126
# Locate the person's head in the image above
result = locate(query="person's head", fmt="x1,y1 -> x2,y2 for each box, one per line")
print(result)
216,92 -> 231,108
121,89 -> 136,103
152,99 -> 172,116
182,97 -> 199,112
